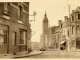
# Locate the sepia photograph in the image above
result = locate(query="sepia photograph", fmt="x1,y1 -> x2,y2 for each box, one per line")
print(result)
0,0 -> 80,59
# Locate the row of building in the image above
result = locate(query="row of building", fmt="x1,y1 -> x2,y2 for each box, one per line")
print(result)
0,2 -> 32,54
40,6 -> 80,51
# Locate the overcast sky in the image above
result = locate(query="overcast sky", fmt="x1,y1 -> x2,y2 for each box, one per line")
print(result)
28,0 -> 80,42
1,0 -> 80,42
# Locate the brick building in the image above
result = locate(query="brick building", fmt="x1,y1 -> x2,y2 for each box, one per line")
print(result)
0,2 -> 31,54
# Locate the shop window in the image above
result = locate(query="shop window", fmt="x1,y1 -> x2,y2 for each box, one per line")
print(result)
19,30 -> 27,45
12,32 -> 16,46
0,30 -> 7,44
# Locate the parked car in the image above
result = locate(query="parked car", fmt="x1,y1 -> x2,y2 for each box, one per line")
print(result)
40,48 -> 46,51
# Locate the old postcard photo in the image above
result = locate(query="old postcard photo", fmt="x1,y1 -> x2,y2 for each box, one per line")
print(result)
0,0 -> 80,60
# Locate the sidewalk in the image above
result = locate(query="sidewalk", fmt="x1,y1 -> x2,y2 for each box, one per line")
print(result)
0,51 -> 43,59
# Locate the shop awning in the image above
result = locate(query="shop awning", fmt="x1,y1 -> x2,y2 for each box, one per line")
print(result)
60,41 -> 65,44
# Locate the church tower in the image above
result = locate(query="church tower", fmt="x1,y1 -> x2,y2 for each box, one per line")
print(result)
42,11 -> 49,49
43,11 -> 48,34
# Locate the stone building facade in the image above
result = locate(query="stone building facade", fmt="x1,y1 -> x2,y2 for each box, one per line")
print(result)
52,7 -> 80,51
0,2 -> 31,54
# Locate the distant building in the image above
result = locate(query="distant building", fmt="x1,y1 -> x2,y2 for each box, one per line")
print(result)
53,6 -> 80,51
0,2 -> 31,54
31,42 -> 39,50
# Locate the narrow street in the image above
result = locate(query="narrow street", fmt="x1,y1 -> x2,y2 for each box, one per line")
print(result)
17,50 -> 80,59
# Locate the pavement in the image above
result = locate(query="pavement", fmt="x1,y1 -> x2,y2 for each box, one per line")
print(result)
21,50 -> 80,58
0,51 -> 43,59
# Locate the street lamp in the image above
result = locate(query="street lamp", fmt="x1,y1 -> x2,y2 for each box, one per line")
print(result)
28,11 -> 37,35
29,11 -> 37,22
27,11 -> 37,53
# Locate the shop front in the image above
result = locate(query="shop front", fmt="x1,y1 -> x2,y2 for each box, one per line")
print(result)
60,40 -> 66,50
0,24 -> 8,54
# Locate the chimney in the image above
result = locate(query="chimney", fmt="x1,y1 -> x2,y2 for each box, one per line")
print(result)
64,16 -> 68,23
58,20 -> 62,27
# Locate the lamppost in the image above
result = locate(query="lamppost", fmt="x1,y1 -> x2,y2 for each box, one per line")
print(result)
27,11 -> 37,53
29,11 -> 37,22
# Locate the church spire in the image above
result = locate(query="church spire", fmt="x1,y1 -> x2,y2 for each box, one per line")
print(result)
43,11 -> 48,23
45,11 -> 47,16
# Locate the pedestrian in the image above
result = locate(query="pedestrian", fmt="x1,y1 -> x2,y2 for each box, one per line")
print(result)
62,45 -> 65,51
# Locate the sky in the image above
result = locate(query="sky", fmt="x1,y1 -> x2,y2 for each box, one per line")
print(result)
1,0 -> 80,42
29,0 -> 80,43
30,0 -> 80,42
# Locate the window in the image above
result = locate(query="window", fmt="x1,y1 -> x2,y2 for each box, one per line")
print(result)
19,30 -> 27,45
18,5 -> 23,20
61,24 -> 62,28
78,14 -> 80,20
57,34 -> 59,41
72,26 -> 73,34
75,14 -> 78,20
72,40 -> 75,47
76,26 -> 80,34
0,30 -> 7,44
72,15 -> 74,21
68,30 -> 70,36
12,32 -> 16,46
3,2 -> 10,15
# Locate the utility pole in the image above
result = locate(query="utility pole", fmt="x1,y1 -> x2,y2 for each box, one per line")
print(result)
68,4 -> 70,17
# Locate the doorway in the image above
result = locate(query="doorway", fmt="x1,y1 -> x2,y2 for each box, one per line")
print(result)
76,39 -> 80,49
